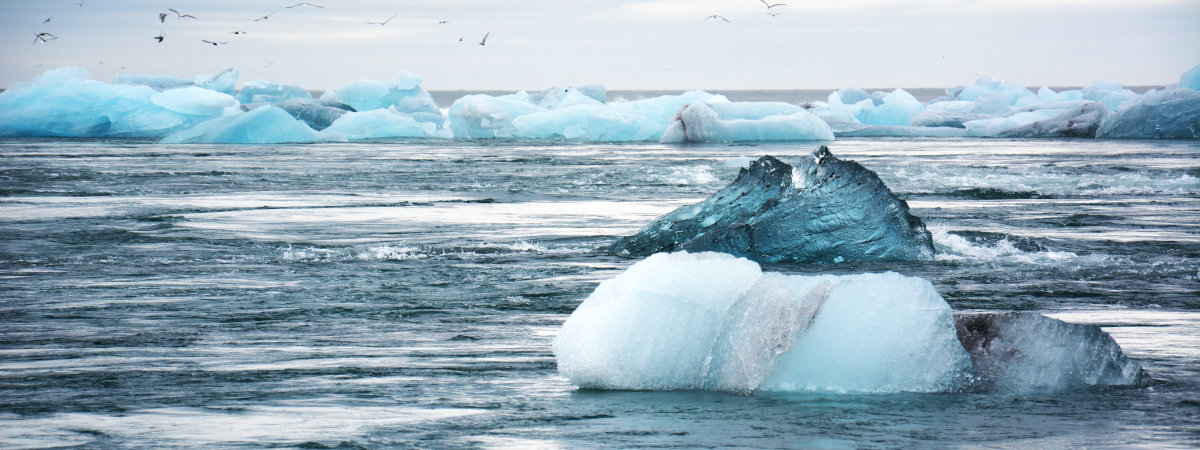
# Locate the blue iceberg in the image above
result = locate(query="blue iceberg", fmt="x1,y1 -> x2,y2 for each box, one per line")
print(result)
659,101 -> 833,142
0,67 -> 227,138
610,146 -> 934,263
161,105 -> 319,144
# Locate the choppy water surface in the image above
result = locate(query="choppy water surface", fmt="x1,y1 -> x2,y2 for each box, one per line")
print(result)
1,138 -> 1197,447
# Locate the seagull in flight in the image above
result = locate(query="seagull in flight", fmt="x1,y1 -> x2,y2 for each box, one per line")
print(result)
159,12 -> 168,22
759,0 -> 786,8
202,39 -> 229,46
254,12 -> 276,21
478,31 -> 489,46
33,32 -> 58,44
153,32 -> 165,43
43,16 -> 52,24
438,20 -> 449,25
168,9 -> 197,19
285,2 -> 323,8
366,13 -> 397,26
704,15 -> 730,22
263,60 -> 275,68
231,30 -> 249,35
76,0 -> 84,6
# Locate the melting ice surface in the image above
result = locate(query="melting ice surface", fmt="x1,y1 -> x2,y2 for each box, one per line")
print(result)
1,64 -> 1197,143
553,252 -> 1147,394
553,251 -> 971,394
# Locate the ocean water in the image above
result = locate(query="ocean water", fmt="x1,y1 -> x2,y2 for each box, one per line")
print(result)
0,137 -> 1197,448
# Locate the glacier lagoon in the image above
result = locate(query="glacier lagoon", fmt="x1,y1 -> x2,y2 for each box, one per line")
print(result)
0,134 -> 1197,447
1,62 -> 1199,446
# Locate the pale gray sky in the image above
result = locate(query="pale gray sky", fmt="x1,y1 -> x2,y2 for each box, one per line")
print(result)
1,0 -> 1197,91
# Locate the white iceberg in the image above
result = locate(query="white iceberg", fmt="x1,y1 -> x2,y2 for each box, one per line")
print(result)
553,251 -> 970,394
660,102 -> 834,143
161,105 -> 320,144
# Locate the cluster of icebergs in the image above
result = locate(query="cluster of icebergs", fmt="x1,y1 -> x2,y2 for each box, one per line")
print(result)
0,64 -> 1196,143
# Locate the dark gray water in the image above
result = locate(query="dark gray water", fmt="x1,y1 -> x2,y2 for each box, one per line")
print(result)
1,138 -> 1198,447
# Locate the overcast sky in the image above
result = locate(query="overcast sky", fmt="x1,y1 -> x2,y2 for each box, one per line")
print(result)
1,0 -> 1197,91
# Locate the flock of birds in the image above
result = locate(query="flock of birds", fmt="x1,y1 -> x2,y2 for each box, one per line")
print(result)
31,2 -> 495,49
27,0 -> 787,70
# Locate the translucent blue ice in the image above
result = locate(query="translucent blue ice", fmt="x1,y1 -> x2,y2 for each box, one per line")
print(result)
610,146 -> 933,262
1096,87 -> 1200,139
1181,64 -> 1200,91
323,72 -> 440,115
322,108 -> 447,140
0,67 -> 210,138
236,79 -> 312,105
161,105 -> 319,144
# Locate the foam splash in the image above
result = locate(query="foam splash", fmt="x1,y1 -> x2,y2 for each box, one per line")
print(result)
931,228 -> 1078,264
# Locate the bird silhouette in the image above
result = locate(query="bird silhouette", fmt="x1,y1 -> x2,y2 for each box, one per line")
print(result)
231,31 -> 248,35
159,12 -> 168,22
153,32 -> 165,43
438,20 -> 449,25
253,12 -> 276,21
285,2 -> 323,8
366,13 -> 397,26
33,32 -> 57,44
704,15 -> 730,22
759,0 -> 786,8
168,9 -> 197,19
43,16 -> 52,24
478,32 -> 489,45
202,39 -> 228,46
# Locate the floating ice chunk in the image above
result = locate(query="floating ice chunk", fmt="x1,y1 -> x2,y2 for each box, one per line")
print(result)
553,251 -> 970,393
910,100 -> 987,128
114,73 -> 194,91
161,105 -> 320,144
448,94 -> 544,138
955,312 -> 1146,392
955,77 -> 1037,105
193,68 -> 238,95
326,72 -> 440,115
321,108 -> 442,140
0,67 -> 197,137
836,87 -> 871,105
708,101 -> 804,119
1181,64 -> 1200,91
236,79 -> 312,105
611,146 -> 933,263
856,89 -> 923,126
274,98 -> 349,131
1095,87 -> 1200,139
964,110 -> 1060,137
997,102 -> 1109,138
151,87 -> 238,117
659,102 -> 833,143
532,87 -> 604,109
511,104 -> 602,139
1083,79 -> 1138,111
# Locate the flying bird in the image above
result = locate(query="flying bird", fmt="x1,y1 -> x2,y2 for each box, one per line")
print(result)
33,32 -> 58,44
285,2 -> 323,7
759,0 -> 786,8
366,13 -> 397,26
231,30 -> 248,35
703,15 -> 730,22
263,60 -> 275,68
43,16 -> 52,23
438,20 -> 449,25
767,12 -> 780,17
478,31 -> 489,46
202,39 -> 228,46
153,32 -> 165,43
253,12 -> 276,21
159,12 -> 168,22
168,9 -> 196,19
76,0 -> 84,6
